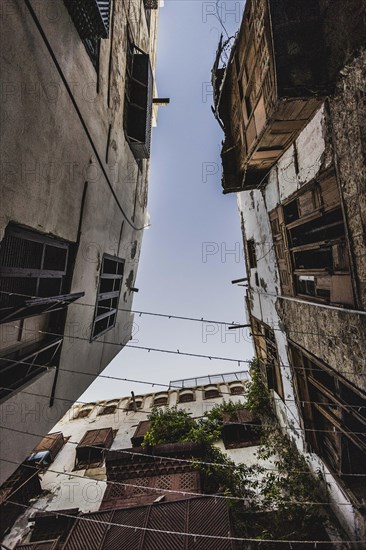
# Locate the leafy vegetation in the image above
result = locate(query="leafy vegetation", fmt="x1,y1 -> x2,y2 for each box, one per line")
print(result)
141,361 -> 339,542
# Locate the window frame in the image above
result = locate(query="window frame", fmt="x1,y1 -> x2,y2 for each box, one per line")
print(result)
289,342 -> 366,503
123,34 -> 153,160
269,170 -> 355,306
75,427 -> 115,469
0,225 -> 83,325
91,254 -> 125,340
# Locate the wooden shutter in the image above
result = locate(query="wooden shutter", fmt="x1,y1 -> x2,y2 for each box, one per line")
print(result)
32,432 -> 65,461
269,207 -> 293,295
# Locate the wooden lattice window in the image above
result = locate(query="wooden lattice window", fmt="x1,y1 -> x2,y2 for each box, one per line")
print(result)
204,387 -> 220,399
0,225 -> 83,325
230,384 -> 245,395
91,254 -> 124,339
179,390 -> 194,403
124,36 -> 153,160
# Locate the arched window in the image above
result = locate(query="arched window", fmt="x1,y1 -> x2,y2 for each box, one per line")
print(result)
179,390 -> 194,404
204,386 -> 220,400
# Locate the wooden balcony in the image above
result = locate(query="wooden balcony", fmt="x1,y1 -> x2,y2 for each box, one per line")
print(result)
213,0 -> 365,193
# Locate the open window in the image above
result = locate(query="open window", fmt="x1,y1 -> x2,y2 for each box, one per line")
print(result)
290,343 -> 366,503
75,428 -> 115,469
270,171 -> 354,307
91,254 -> 124,340
131,420 -> 151,447
124,36 -> 153,160
27,432 -> 65,466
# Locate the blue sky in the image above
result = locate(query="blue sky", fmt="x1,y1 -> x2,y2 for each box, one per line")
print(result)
81,0 -> 253,402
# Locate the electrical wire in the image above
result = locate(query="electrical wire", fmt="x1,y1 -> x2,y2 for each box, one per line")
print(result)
0,289 -> 364,342
0,457 -> 360,507
5,499 -> 364,546
1,420 -> 366,478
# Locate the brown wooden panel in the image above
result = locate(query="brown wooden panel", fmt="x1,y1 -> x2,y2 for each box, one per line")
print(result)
330,275 -> 354,306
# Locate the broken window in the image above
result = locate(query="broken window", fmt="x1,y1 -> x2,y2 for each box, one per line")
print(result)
270,171 -> 354,306
75,428 -> 115,469
124,35 -> 153,160
91,254 -> 124,339
247,239 -> 257,268
290,343 -> 366,502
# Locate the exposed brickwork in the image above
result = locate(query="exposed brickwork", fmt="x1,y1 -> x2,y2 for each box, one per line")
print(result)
277,299 -> 366,393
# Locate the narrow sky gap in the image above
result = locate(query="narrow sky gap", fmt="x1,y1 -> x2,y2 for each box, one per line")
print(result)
81,1 -> 253,401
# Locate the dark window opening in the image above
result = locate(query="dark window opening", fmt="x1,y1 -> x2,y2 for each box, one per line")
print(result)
75,428 -> 115,469
289,208 -> 344,248
131,420 -> 151,447
75,408 -> 93,419
293,247 -> 333,271
91,254 -> 124,340
284,199 -> 299,224
247,239 -> 257,268
98,404 -> 118,416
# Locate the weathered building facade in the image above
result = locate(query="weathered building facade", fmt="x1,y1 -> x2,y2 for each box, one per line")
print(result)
0,0 -> 163,483
213,0 -> 366,542
1,372 -> 255,548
